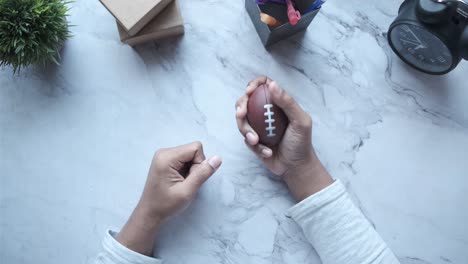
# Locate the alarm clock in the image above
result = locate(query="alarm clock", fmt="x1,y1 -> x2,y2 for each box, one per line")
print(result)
388,0 -> 468,75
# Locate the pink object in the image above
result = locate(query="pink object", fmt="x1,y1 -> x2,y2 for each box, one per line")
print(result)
285,0 -> 301,25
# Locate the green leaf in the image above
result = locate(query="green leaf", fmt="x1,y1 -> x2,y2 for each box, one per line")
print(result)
0,0 -> 72,74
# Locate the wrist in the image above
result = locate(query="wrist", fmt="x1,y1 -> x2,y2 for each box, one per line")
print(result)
116,204 -> 162,256
134,202 -> 164,229
284,151 -> 333,202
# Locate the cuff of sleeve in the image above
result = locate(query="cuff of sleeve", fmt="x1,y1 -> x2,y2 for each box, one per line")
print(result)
102,230 -> 162,264
286,179 -> 346,220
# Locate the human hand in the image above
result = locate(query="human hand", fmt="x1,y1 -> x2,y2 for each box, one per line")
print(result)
138,142 -> 222,221
116,142 -> 222,256
236,76 -> 333,201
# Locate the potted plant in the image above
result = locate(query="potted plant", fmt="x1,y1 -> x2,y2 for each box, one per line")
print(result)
0,0 -> 72,73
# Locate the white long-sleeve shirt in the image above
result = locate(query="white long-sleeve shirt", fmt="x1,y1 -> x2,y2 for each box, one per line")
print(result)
95,180 -> 400,264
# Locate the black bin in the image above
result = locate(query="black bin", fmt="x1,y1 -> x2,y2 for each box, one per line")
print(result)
245,0 -> 320,47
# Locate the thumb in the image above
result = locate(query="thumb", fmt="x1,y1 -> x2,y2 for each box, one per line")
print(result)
267,81 -> 309,123
183,156 -> 222,192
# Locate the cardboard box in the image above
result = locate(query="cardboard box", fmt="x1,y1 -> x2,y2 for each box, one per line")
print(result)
100,0 -> 173,36
117,0 -> 184,46
245,0 -> 320,47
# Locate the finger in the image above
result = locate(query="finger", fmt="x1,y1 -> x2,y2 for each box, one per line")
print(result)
267,81 -> 311,126
235,95 -> 249,119
246,76 -> 269,95
184,156 -> 222,191
235,96 -> 259,146
168,141 -> 206,166
244,139 -> 273,158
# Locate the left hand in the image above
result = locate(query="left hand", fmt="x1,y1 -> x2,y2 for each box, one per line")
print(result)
235,76 -> 332,201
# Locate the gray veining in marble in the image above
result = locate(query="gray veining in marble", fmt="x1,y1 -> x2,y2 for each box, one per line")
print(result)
1,0 -> 467,264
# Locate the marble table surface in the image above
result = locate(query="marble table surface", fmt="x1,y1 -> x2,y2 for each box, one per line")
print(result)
1,0 -> 467,263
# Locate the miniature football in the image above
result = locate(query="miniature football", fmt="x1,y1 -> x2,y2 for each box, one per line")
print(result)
247,84 -> 288,147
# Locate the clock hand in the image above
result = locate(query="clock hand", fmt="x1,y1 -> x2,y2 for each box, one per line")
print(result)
400,38 -> 421,46
414,44 -> 425,50
400,38 -> 426,50
407,28 -> 426,48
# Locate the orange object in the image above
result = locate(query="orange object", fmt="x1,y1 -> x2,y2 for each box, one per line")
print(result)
260,13 -> 282,27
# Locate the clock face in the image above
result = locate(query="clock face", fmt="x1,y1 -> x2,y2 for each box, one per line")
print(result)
389,23 -> 453,74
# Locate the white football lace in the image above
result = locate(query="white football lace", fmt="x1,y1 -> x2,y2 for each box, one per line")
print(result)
264,104 -> 276,137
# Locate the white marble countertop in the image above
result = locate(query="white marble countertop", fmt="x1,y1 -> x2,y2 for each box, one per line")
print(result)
1,0 -> 467,263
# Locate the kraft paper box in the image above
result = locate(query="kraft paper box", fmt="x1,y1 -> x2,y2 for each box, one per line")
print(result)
100,0 -> 172,36
117,0 -> 184,46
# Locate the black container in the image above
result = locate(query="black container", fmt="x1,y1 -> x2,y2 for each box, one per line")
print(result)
246,0 -> 320,47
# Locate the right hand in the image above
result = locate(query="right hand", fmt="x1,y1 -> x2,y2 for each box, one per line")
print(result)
138,142 -> 222,222
236,76 -> 333,201
116,142 -> 222,256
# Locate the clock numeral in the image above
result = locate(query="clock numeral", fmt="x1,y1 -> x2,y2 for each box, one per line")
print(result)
418,54 -> 425,61
402,25 -> 410,32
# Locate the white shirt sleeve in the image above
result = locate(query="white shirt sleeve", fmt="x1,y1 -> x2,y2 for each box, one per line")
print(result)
94,230 -> 162,264
287,180 -> 400,264
95,180 -> 398,264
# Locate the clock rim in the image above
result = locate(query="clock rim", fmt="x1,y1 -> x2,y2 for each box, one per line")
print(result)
388,20 -> 459,75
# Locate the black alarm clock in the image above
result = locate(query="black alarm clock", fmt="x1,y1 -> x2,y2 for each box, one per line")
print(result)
388,0 -> 468,75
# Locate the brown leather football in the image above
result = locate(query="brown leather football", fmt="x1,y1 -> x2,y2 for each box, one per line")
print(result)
247,84 -> 288,147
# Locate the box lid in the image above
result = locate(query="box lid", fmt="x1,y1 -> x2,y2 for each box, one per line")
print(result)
117,0 -> 184,46
100,0 -> 173,36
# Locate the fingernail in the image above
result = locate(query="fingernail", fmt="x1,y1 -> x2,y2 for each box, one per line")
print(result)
236,106 -> 241,114
246,132 -> 256,145
208,156 -> 222,169
262,148 -> 273,157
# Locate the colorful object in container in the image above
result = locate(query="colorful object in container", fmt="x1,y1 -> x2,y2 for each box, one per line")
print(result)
285,0 -> 301,25
260,13 -> 283,27
256,0 -> 285,4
